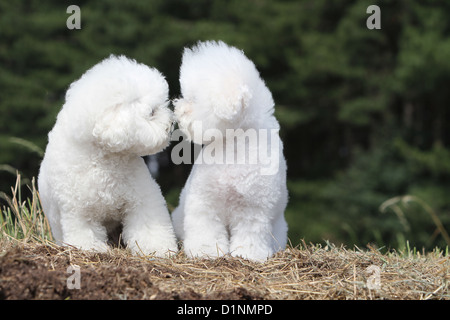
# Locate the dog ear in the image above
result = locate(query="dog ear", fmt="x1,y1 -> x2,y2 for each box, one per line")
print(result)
92,104 -> 134,153
214,84 -> 252,121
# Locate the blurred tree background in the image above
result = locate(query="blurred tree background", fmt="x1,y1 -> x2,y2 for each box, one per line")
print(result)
1,0 -> 449,251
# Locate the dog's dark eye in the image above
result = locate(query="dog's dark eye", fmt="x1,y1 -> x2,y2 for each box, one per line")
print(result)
149,109 -> 154,117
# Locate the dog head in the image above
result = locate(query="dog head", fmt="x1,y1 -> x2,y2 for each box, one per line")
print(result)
174,41 -> 274,144
63,55 -> 172,156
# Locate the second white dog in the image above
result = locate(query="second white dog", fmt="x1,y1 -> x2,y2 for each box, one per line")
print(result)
38,55 -> 178,257
172,41 -> 288,262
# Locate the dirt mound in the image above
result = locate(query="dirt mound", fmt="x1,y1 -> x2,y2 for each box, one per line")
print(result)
0,241 -> 448,300
0,243 -> 262,300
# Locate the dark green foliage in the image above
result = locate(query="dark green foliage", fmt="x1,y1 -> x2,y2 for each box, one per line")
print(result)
1,0 -> 449,250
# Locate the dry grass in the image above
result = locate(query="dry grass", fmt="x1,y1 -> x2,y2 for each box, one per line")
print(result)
0,238 -> 448,300
1,174 -> 449,300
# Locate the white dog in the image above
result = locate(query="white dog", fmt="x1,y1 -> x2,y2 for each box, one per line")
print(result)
171,41 -> 288,262
38,55 -> 178,257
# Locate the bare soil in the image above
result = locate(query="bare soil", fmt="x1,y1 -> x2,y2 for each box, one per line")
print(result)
0,241 -> 448,300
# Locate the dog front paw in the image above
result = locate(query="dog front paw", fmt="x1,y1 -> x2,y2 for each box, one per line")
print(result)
127,236 -> 178,258
183,240 -> 229,259
64,239 -> 109,253
230,245 -> 273,262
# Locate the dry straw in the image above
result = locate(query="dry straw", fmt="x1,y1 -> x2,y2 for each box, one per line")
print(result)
1,174 -> 449,300
0,239 -> 448,300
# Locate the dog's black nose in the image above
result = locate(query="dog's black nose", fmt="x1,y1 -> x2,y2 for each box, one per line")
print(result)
168,121 -> 175,134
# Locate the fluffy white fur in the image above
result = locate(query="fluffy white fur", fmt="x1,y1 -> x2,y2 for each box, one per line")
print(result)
172,41 -> 288,262
38,55 -> 178,257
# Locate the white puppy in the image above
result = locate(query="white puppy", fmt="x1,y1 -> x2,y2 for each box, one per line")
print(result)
38,55 -> 178,257
172,41 -> 288,262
